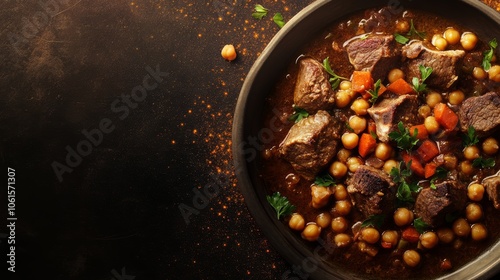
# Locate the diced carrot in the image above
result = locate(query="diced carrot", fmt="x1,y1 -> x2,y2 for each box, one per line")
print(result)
351,71 -> 374,93
381,241 -> 393,249
379,83 -> 387,95
424,162 -> 438,179
401,151 -> 425,177
367,119 -> 377,135
387,78 -> 415,95
402,226 -> 420,243
410,124 -> 428,140
417,139 -> 440,162
358,133 -> 377,158
434,103 -> 458,131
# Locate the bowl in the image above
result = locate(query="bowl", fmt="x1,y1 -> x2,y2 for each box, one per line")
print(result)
233,0 -> 500,279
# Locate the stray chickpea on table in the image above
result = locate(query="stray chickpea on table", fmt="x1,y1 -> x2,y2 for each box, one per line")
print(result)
221,44 -> 237,61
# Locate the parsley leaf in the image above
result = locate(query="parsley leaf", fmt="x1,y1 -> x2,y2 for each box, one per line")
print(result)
390,161 -> 413,184
273,13 -> 285,28
391,161 -> 420,204
394,33 -> 410,45
314,174 -> 336,187
367,79 -> 382,104
430,167 -> 448,189
266,192 -> 296,220
472,157 -> 496,168
322,57 -> 347,90
412,65 -> 433,93
288,106 -> 309,123
407,19 -> 426,39
482,38 -> 498,71
462,126 -> 479,147
413,218 -> 430,234
252,4 -> 269,20
389,122 -> 419,152
361,214 -> 386,229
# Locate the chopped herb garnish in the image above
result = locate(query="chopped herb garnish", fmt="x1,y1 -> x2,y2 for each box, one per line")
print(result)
462,126 -> 479,147
288,106 -> 309,123
361,214 -> 386,229
389,121 -> 419,152
482,38 -> 498,71
273,13 -> 285,28
322,57 -> 347,90
430,167 -> 448,189
345,122 -> 354,132
413,218 -> 430,234
367,79 -> 382,104
407,19 -> 426,39
314,173 -> 336,187
391,161 -> 421,204
394,33 -> 410,45
266,192 -> 296,220
390,161 -> 413,184
472,157 -> 496,168
412,65 -> 433,93
252,4 -> 269,20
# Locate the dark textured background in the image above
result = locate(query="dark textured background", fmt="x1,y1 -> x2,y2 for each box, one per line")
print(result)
0,0 -> 498,279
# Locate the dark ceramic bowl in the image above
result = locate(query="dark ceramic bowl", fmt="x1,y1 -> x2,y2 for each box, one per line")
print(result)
233,0 -> 500,279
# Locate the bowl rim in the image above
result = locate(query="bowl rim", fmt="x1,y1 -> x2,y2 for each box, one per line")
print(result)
233,0 -> 500,279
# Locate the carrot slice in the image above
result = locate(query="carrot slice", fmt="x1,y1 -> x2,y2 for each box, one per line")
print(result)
352,71 -> 374,93
434,103 -> 458,131
401,151 -> 425,177
402,226 -> 420,243
387,78 -> 415,95
358,133 -> 377,158
424,162 -> 438,179
410,124 -> 428,140
367,119 -> 377,135
417,139 -> 440,162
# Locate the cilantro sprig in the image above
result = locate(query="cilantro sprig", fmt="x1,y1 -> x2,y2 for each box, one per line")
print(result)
412,65 -> 433,93
314,174 -> 336,187
322,57 -> 347,90
252,4 -> 269,20
361,214 -> 386,229
482,38 -> 498,71
462,126 -> 479,147
389,122 -> 419,152
288,106 -> 309,123
273,13 -> 285,28
390,161 -> 421,204
266,192 -> 296,220
472,157 -> 496,169
367,79 -> 382,104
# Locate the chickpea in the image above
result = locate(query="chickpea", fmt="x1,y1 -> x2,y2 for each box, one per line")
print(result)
381,230 -> 399,248
316,212 -> 332,229
334,200 -> 352,216
311,185 -> 332,209
349,115 -> 367,134
334,184 -> 348,200
289,213 -> 306,231
375,143 -> 393,161
396,20 -> 410,34
350,98 -> 370,116
424,116 -> 440,134
473,67 -> 487,80
463,146 -> 480,161
418,105 -> 431,119
465,203 -> 483,223
383,159 -> 398,174
331,216 -> 349,233
361,227 -> 380,244
443,27 -> 460,45
334,233 -> 352,248
340,80 -> 352,91
337,148 -> 352,163
468,183 -> 485,202
460,32 -> 478,51
489,65 -> 500,82
221,44 -> 237,61
448,90 -> 465,105
347,157 -> 364,173
388,68 -> 404,83
482,137 -> 499,155
437,228 -> 455,244
453,218 -> 471,237
460,160 -> 475,176
336,90 -> 352,108
302,223 -> 321,241
329,161 -> 348,179
426,92 -> 442,108
432,34 -> 448,50
420,231 -> 439,249
403,250 -> 421,267
471,223 -> 488,241
342,133 -> 359,150
394,208 -> 414,227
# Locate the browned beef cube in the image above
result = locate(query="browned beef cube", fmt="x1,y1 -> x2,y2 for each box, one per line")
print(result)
347,165 -> 396,218
293,58 -> 335,113
367,95 -> 422,142
414,180 -> 466,227
279,110 -> 341,180
402,40 -> 465,90
459,92 -> 500,137
483,172 -> 500,210
345,34 -> 400,81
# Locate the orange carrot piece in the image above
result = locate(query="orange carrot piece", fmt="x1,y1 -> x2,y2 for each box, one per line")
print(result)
367,119 -> 377,135
410,124 -> 428,140
351,71 -> 374,93
424,162 -> 438,179
358,133 -> 377,158
401,151 -> 425,177
434,103 -> 458,131
402,226 -> 420,243
387,78 -> 415,95
417,139 -> 440,162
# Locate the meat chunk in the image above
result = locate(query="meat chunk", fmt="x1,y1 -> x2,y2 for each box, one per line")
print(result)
279,110 -> 341,180
414,180 -> 467,227
459,92 -> 500,137
345,34 -> 400,81
402,40 -> 465,90
293,58 -> 335,112
347,165 -> 396,218
483,171 -> 500,210
367,94 -> 422,142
